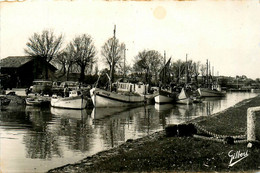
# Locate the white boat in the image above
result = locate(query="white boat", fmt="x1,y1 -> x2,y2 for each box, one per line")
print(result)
176,88 -> 192,105
50,90 -> 87,109
154,89 -> 177,104
197,88 -> 226,97
25,98 -> 46,106
90,87 -> 146,107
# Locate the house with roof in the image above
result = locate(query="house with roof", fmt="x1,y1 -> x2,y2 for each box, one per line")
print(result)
0,56 -> 57,88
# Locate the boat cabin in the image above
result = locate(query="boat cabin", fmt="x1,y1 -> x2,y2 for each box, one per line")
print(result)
69,90 -> 81,97
116,82 -> 149,95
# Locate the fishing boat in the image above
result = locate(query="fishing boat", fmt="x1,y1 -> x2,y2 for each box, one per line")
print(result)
51,90 -> 87,109
154,89 -> 177,104
90,86 -> 146,108
176,88 -> 192,105
197,87 -> 225,97
25,97 -> 48,106
155,53 -> 178,104
197,60 -> 226,97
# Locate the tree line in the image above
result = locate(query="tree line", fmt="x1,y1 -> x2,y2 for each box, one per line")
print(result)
24,29 -> 213,87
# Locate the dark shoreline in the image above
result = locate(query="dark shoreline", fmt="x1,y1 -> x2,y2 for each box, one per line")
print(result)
48,95 -> 260,173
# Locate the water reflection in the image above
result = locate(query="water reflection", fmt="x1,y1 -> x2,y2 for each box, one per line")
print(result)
0,92 -> 257,172
24,106 -> 61,159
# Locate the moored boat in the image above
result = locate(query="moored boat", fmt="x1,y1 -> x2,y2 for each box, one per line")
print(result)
25,97 -> 48,106
154,89 -> 177,104
197,87 -> 226,97
51,90 -> 87,109
90,87 -> 146,108
176,88 -> 192,105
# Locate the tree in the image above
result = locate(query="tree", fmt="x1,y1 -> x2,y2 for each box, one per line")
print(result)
24,29 -> 63,79
54,50 -> 76,81
171,59 -> 185,83
67,34 -> 97,82
133,50 -> 163,85
101,33 -> 125,86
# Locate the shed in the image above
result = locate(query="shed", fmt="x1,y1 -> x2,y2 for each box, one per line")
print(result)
0,56 -> 57,88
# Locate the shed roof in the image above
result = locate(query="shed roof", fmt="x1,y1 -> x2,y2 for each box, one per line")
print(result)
0,56 -> 57,71
0,56 -> 34,68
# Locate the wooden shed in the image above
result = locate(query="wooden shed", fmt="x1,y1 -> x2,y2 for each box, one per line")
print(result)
0,56 -> 57,88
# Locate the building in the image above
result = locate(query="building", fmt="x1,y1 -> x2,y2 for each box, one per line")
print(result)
0,56 -> 57,88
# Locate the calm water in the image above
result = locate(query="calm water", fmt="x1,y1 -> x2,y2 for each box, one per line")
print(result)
0,92 -> 258,173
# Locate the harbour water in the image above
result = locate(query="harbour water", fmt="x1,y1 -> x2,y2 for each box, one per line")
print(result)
0,92 -> 257,173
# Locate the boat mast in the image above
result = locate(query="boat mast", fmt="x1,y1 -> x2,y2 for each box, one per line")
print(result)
185,54 -> 188,85
123,45 -> 126,80
206,59 -> 208,88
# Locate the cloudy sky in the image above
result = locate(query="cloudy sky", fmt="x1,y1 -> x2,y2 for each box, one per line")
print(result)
1,0 -> 260,79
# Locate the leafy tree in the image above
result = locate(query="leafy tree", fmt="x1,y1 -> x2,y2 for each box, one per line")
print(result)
67,34 -> 97,82
171,59 -> 186,83
133,50 -> 163,85
24,29 -> 63,79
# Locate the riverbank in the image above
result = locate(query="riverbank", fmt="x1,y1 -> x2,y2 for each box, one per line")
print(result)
48,95 -> 260,173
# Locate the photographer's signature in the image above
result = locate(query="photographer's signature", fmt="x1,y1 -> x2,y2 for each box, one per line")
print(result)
228,150 -> 249,167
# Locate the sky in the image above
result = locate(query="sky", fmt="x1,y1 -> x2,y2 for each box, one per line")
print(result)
0,0 -> 260,79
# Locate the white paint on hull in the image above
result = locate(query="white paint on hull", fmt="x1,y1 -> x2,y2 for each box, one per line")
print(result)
51,96 -> 87,109
154,95 -> 174,104
90,88 -> 145,107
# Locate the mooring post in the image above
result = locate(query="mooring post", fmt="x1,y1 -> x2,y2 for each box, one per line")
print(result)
247,107 -> 260,142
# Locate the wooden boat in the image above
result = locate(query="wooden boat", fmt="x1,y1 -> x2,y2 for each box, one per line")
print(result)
176,88 -> 192,105
198,60 -> 226,97
90,87 -> 146,108
154,89 -> 177,104
25,97 -> 47,106
197,87 -> 226,97
51,90 -> 87,109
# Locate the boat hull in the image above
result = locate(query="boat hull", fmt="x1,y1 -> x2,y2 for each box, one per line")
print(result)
176,88 -> 192,105
198,88 -> 226,97
154,90 -> 177,104
51,96 -> 87,109
90,88 -> 146,107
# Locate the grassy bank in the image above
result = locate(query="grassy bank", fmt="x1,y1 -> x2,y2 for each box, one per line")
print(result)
48,95 -> 260,173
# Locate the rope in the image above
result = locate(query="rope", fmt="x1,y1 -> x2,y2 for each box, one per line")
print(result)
193,134 -> 248,144
192,122 -> 246,140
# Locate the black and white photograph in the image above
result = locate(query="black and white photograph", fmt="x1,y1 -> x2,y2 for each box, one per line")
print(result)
0,0 -> 260,172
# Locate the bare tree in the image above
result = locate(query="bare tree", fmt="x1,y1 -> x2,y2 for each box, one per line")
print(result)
54,50 -> 76,81
101,33 -> 125,85
25,29 -> 63,62
53,51 -> 67,76
68,34 -> 97,82
24,29 -> 63,79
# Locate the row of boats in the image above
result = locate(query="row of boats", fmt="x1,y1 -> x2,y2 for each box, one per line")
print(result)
23,82 -> 226,109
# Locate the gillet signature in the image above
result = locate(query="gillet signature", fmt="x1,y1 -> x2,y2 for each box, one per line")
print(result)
228,150 -> 249,167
